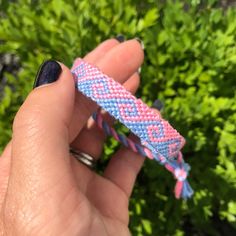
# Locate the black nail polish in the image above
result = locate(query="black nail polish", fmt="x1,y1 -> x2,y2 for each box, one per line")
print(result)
151,99 -> 164,111
33,60 -> 62,88
115,34 -> 125,43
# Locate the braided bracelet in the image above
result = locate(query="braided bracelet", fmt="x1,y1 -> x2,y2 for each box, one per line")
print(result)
72,59 -> 193,199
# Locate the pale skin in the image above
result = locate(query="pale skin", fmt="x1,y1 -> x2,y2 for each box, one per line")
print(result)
0,39 -> 150,235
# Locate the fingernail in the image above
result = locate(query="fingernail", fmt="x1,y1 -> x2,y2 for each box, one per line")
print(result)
33,60 -> 62,88
138,67 -> 142,74
115,34 -> 125,42
151,99 -> 164,111
135,37 -> 145,50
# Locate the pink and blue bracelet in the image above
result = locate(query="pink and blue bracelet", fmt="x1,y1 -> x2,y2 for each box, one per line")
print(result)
72,59 -> 193,199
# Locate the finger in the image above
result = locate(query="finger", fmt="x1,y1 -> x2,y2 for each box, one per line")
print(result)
0,141 -> 11,208
103,108 -> 161,198
7,62 -> 79,201
71,72 -> 140,160
72,38 -> 120,68
69,39 -> 144,141
103,134 -> 145,198
0,141 -> 11,160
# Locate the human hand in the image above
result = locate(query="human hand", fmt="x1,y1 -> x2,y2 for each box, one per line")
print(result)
0,38 -> 144,235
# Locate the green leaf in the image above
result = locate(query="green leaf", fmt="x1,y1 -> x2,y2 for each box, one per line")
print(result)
142,219 -> 152,234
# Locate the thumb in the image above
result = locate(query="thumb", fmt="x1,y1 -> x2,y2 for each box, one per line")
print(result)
8,60 -> 77,200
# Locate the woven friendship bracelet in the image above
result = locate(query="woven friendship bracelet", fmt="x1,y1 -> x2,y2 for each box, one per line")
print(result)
72,59 -> 193,199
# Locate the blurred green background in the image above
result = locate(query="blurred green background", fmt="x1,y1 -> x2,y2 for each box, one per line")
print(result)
0,0 -> 236,235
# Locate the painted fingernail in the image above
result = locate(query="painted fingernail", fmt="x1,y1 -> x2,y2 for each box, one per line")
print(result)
135,37 -> 145,50
33,60 -> 62,88
115,34 -> 125,42
151,99 -> 164,111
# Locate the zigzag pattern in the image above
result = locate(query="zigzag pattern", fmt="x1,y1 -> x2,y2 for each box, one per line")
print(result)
72,60 -> 185,160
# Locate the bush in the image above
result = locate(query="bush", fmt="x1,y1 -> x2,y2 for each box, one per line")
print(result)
0,0 -> 236,235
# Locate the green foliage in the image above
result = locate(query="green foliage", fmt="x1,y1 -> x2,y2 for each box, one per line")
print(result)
0,0 -> 236,235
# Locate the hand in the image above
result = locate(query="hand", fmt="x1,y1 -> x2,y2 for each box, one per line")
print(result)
0,39 -> 144,236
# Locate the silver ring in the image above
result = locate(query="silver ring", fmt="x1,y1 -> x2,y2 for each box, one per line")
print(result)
70,147 -> 96,168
